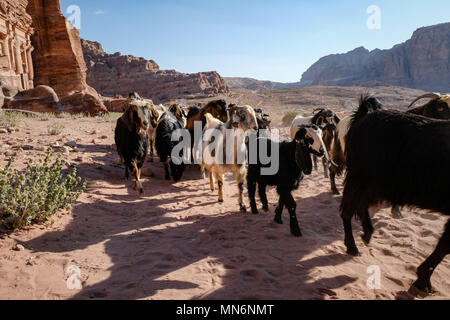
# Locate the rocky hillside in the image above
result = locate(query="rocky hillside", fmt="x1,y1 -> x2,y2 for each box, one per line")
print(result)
225,77 -> 302,91
82,40 -> 229,103
300,22 -> 450,92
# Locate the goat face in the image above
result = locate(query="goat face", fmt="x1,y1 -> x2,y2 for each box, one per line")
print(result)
294,125 -> 325,157
209,100 -> 229,123
254,108 -> 272,130
229,104 -> 259,132
313,109 -> 340,127
426,96 -> 450,120
146,104 -> 160,129
122,103 -> 150,134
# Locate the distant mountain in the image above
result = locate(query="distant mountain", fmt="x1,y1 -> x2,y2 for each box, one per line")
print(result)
225,77 -> 302,91
300,22 -> 450,92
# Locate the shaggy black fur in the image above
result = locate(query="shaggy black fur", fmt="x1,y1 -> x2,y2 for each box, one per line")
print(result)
114,104 -> 150,194
155,114 -> 187,182
247,126 -> 321,237
341,94 -> 450,294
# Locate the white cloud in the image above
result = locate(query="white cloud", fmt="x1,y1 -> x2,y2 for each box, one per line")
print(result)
95,10 -> 105,15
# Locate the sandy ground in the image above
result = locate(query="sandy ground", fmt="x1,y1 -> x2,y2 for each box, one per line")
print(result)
0,116 -> 449,300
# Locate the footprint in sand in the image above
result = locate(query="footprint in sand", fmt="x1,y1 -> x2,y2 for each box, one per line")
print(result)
240,269 -> 262,282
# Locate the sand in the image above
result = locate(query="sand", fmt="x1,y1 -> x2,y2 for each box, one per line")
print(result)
0,116 -> 449,300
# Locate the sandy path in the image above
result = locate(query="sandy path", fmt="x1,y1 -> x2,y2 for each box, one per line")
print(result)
0,117 -> 449,300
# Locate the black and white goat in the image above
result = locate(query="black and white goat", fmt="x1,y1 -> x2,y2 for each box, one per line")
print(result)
290,109 -> 340,174
340,94 -> 450,295
247,125 -> 332,237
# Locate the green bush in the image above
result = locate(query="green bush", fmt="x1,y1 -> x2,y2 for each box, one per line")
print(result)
281,111 -> 299,127
0,149 -> 86,229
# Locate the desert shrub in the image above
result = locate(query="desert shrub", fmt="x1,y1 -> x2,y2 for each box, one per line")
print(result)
0,149 -> 86,229
47,122 -> 65,135
281,111 -> 298,127
0,111 -> 23,128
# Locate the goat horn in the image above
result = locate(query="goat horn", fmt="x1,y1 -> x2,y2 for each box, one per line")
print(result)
407,93 -> 441,109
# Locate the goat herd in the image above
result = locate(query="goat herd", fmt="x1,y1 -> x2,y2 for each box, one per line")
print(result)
114,91 -> 450,295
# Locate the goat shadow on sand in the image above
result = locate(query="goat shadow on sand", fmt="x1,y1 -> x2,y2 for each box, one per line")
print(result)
24,143 -> 358,300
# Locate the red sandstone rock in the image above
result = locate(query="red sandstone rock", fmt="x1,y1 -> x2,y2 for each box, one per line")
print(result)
82,39 -> 229,103
26,0 -> 99,98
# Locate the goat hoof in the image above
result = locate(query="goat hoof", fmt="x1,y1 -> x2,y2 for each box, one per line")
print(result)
409,281 -> 434,297
291,227 -> 302,237
218,199 -> 224,203
274,218 -> 283,225
262,205 -> 269,212
240,205 -> 247,213
346,247 -> 361,256
392,212 -> 404,219
332,190 -> 340,196
361,234 -> 372,246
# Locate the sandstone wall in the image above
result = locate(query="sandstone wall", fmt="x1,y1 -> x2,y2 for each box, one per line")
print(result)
26,0 -> 98,98
82,39 -> 229,103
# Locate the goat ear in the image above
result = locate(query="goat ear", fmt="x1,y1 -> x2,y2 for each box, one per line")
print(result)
295,143 -> 313,175
121,107 -> 134,132
334,115 -> 341,124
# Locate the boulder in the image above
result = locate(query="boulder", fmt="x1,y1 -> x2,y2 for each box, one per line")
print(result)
3,85 -> 60,113
60,92 -> 108,116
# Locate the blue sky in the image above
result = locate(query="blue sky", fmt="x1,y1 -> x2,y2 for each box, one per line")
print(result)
61,0 -> 450,82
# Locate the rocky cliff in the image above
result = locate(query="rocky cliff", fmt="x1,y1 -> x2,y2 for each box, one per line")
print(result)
82,39 -> 229,103
26,0 -> 99,98
300,23 -> 450,92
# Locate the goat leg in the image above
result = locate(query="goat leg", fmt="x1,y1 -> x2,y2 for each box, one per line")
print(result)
330,167 -> 340,195
258,183 -> 269,212
285,193 -> 302,237
323,158 -> 329,179
274,197 -> 284,225
411,220 -> 450,296
133,162 -> 144,194
164,159 -> 171,180
391,205 -> 404,219
216,173 -> 224,203
236,169 -> 247,212
248,179 -> 259,215
209,170 -> 215,191
359,208 -> 374,245
313,155 -> 318,171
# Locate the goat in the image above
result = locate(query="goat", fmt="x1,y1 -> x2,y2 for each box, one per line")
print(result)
199,104 -> 258,212
187,100 -> 228,162
247,125 -> 331,237
155,104 -> 188,182
340,94 -> 450,295
290,109 -> 340,174
407,93 -> 450,119
114,96 -> 150,194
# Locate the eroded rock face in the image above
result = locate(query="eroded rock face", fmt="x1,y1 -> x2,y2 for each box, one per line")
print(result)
26,0 -> 99,98
300,23 -> 450,92
82,39 -> 229,103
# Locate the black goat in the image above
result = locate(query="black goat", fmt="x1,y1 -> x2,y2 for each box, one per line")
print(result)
341,94 -> 450,295
114,97 -> 150,194
408,93 -> 450,119
247,125 -> 330,237
155,104 -> 187,182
